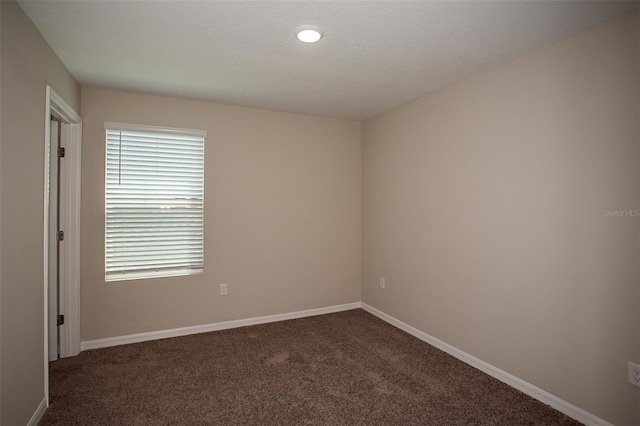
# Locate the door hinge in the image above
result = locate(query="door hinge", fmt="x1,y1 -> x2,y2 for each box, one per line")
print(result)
57,314 -> 64,326
57,230 -> 65,242
57,147 -> 66,158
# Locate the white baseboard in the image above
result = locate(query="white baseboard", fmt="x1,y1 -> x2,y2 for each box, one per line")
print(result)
27,398 -> 47,426
360,303 -> 612,426
79,300 -> 608,425
81,302 -> 362,351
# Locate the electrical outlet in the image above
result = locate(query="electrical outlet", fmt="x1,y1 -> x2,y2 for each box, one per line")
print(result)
220,283 -> 228,296
628,362 -> 640,387
379,277 -> 385,289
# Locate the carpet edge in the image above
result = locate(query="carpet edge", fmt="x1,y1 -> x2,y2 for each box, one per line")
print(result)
360,303 -> 612,426
81,302 -> 363,351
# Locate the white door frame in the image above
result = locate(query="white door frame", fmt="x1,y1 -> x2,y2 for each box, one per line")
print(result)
43,86 -> 82,405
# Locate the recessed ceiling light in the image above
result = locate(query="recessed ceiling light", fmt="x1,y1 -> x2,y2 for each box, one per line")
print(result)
296,25 -> 323,43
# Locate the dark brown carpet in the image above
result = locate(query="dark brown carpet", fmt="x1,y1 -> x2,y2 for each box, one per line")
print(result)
40,309 -> 581,425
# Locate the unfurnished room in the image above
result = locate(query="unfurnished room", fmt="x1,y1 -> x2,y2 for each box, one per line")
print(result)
1,1 -> 640,425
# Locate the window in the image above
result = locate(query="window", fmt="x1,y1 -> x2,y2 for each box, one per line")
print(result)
105,122 -> 206,281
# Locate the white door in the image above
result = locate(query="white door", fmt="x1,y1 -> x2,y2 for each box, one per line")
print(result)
48,118 -> 60,361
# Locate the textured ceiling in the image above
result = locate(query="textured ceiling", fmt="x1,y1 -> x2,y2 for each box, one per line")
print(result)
18,1 -> 639,121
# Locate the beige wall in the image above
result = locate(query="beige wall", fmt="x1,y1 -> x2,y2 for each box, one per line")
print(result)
0,1 -> 80,424
362,11 -> 639,426
81,87 -> 361,340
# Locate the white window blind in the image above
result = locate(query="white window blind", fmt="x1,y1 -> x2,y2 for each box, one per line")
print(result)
105,122 -> 206,281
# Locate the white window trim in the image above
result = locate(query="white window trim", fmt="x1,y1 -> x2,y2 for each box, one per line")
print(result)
104,121 -> 207,138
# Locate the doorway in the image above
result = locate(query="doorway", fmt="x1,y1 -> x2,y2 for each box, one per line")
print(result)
43,86 -> 82,405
